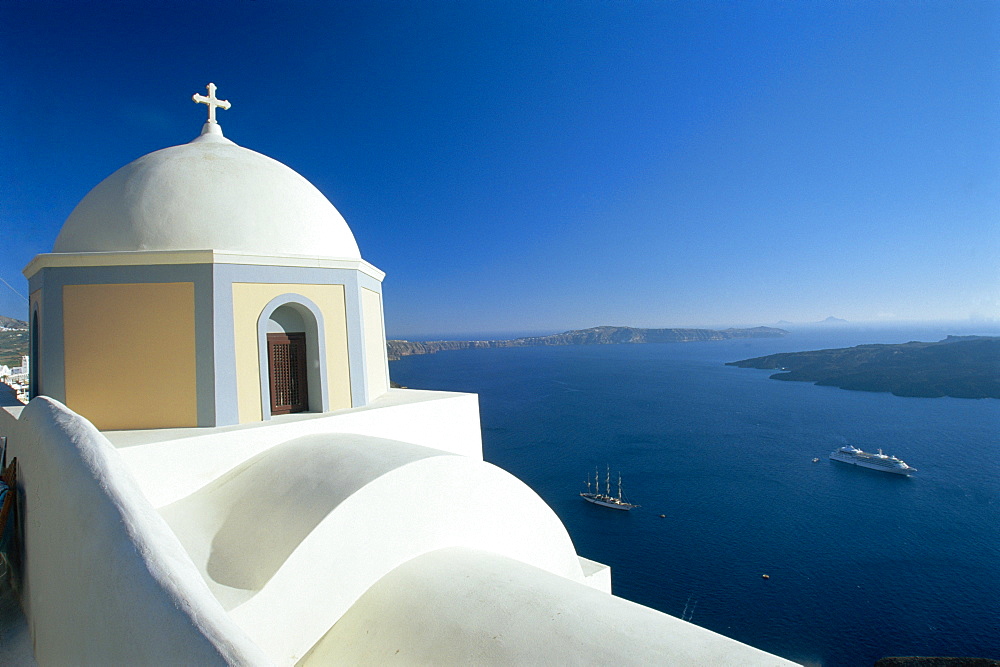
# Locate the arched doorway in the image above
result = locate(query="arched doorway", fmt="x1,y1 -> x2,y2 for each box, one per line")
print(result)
257,296 -> 329,420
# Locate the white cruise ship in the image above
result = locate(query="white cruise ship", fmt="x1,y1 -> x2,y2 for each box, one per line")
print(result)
829,445 -> 916,475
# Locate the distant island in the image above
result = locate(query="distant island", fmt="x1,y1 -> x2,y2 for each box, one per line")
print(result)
388,325 -> 788,360
727,336 -> 1000,399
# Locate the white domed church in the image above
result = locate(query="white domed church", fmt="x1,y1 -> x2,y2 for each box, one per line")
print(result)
1,86 -> 790,665
27,84 -> 386,430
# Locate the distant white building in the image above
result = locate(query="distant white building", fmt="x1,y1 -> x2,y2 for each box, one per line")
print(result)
2,357 -> 29,404
0,86 -> 792,665
8,356 -> 28,379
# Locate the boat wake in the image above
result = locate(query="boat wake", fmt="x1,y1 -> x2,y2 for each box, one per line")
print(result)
681,595 -> 698,622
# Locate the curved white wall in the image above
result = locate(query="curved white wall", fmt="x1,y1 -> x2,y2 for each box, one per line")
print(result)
159,433 -> 584,663
304,547 -> 797,665
3,398 -> 268,665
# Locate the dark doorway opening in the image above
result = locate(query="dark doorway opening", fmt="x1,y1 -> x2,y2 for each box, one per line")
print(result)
30,311 -> 39,399
267,332 -> 309,415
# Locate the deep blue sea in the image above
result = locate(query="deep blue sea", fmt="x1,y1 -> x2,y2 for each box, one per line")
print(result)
389,326 -> 1000,667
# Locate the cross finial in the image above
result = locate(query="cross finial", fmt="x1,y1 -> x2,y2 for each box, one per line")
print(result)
192,83 -> 231,124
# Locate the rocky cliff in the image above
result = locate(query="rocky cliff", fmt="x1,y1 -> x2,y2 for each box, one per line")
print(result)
387,325 -> 787,361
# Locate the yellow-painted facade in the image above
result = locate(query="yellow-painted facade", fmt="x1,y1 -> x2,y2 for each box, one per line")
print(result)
63,283 -> 197,430
361,287 -> 389,398
232,283 -> 351,423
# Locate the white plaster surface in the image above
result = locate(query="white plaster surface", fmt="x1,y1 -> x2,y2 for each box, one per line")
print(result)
53,129 -> 361,260
578,555 -> 613,592
305,547 -> 797,666
0,398 -> 268,665
109,389 -> 484,507
160,434 -> 585,663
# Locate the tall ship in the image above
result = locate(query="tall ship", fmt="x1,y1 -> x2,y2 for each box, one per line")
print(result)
829,445 -> 916,476
581,467 -> 639,510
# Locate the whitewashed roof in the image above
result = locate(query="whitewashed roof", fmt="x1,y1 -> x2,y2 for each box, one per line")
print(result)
54,123 -> 361,260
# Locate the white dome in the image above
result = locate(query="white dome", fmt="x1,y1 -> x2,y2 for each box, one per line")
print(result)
54,126 -> 361,259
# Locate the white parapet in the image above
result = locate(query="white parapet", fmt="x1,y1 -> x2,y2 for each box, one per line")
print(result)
302,547 -> 797,666
108,388 -> 484,508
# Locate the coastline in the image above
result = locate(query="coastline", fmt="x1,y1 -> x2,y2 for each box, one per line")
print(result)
388,325 -> 787,360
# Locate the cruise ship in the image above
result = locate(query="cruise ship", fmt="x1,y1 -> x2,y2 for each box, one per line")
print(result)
829,445 -> 916,475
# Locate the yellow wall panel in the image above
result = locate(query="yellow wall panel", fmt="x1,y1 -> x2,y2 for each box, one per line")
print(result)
361,287 -> 388,399
232,283 -> 351,423
63,283 -> 197,430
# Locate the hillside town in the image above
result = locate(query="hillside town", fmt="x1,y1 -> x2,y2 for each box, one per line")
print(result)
0,355 -> 29,404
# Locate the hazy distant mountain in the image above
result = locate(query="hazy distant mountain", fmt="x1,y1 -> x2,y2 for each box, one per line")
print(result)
388,325 -> 788,360
727,336 -> 1000,399
0,316 -> 27,330
775,316 -> 849,327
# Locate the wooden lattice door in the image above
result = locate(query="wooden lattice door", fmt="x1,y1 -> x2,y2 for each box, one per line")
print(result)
267,332 -> 308,415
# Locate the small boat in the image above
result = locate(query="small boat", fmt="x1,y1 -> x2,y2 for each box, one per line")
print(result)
581,466 -> 639,511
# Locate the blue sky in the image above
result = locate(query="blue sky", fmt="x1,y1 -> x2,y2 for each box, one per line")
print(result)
2,1 -> 998,337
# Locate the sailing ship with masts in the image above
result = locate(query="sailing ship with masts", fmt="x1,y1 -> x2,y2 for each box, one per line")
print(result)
580,466 -> 639,511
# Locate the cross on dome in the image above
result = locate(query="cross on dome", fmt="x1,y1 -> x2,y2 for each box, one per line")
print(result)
192,83 -> 231,124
